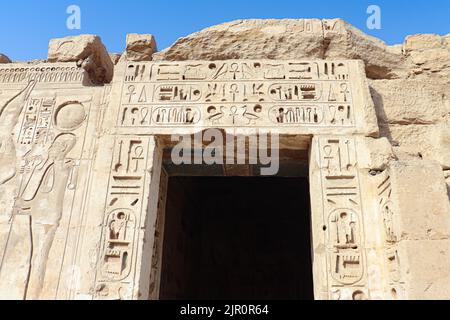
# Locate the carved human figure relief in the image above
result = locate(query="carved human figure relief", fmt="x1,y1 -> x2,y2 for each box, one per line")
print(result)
14,133 -> 77,300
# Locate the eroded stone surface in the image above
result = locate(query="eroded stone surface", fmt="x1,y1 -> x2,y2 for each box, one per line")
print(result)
110,53 -> 122,65
126,34 -> 157,62
370,79 -> 450,168
153,19 -> 411,80
404,33 -> 450,78
390,161 -> 450,241
398,240 -> 450,300
48,34 -> 113,84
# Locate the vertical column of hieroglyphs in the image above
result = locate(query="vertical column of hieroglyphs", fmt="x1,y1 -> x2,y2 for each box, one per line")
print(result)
377,170 -> 403,299
93,135 -> 154,300
0,63 -> 96,300
315,136 -> 369,300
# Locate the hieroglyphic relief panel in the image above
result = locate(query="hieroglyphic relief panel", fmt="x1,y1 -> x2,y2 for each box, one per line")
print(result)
377,171 -> 403,299
94,136 -> 152,300
117,60 -> 361,129
315,136 -> 368,300
0,78 -> 94,300
0,63 -> 89,86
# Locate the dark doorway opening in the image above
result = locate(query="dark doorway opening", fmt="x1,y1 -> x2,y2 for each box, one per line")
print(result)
159,176 -> 314,300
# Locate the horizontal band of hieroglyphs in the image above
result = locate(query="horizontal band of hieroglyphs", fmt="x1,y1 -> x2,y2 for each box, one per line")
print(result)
0,66 -> 86,83
125,61 -> 351,83
119,104 -> 354,127
122,81 -> 353,105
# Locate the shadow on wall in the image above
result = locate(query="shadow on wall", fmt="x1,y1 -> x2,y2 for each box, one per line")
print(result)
369,86 -> 396,145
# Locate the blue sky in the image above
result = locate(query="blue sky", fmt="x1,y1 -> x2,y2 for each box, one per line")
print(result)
1,0 -> 449,61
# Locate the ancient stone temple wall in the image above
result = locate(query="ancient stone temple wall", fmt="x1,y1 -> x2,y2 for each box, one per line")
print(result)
0,19 -> 449,300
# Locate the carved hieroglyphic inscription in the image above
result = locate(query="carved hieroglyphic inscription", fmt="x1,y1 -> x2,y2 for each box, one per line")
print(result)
378,174 -> 398,244
118,60 -> 358,128
0,65 -> 87,84
95,137 -> 151,300
0,81 -> 91,300
377,171 -> 403,299
317,137 -> 367,299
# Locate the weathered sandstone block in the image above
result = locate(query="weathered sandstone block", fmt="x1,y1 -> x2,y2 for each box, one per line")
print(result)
153,19 -> 410,79
390,160 -> 450,240
379,124 -> 450,169
397,240 -> 450,300
109,53 -> 122,65
360,137 -> 397,170
370,79 -> 450,125
48,34 -> 113,84
403,33 -> 450,77
126,34 -> 157,61
405,34 -> 443,52
0,54 -> 11,64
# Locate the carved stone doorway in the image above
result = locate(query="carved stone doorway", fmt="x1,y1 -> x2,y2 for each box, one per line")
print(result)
153,159 -> 314,300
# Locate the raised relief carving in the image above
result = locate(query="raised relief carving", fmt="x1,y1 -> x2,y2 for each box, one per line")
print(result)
53,102 -> 87,131
15,133 -> 77,300
0,79 -> 90,300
